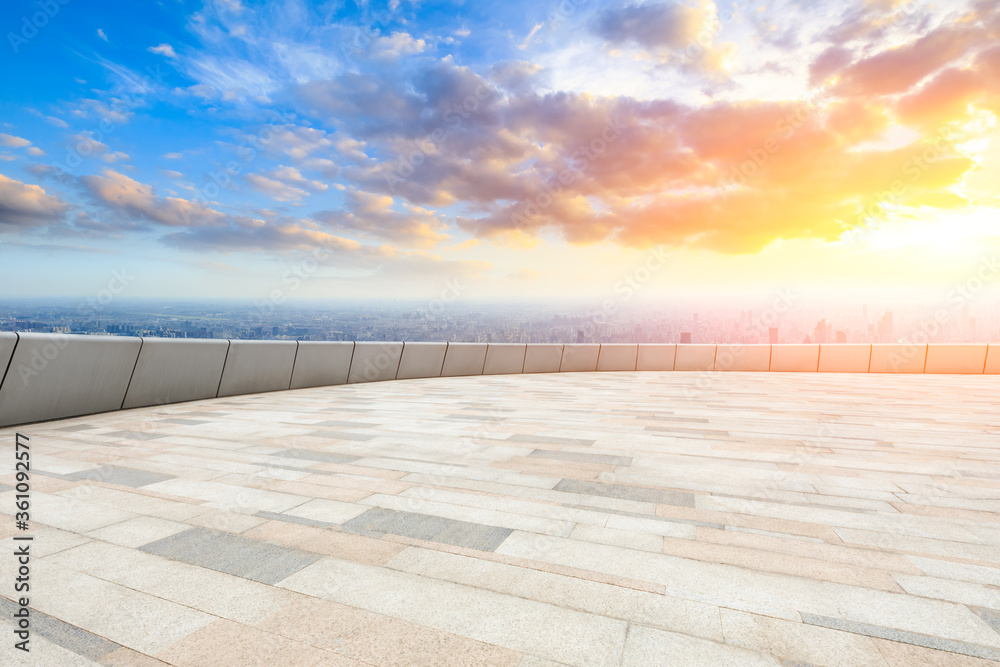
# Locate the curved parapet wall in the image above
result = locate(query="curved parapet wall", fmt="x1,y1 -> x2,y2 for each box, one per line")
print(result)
0,333 -> 997,427
0,333 -> 142,426
123,338 -> 230,409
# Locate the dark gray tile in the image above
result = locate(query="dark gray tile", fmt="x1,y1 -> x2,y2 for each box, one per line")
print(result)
801,613 -> 1000,661
158,418 -> 211,426
342,507 -> 512,552
554,479 -> 696,507
255,510 -> 335,529
0,596 -> 120,660
54,424 -> 99,432
506,433 -> 596,446
102,430 -> 169,441
529,449 -> 632,466
33,470 -> 80,481
303,430 -> 375,441
971,606 -> 1000,635
271,449 -> 360,464
68,466 -> 174,488
140,527 -> 322,584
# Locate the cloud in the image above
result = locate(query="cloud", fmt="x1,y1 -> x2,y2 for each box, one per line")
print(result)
246,165 -> 328,202
0,134 -> 31,148
592,1 -> 713,52
0,174 -> 70,230
97,28 -> 108,41
370,32 -> 427,60
149,43 -> 177,58
832,26 -> 980,97
314,190 -> 449,248
245,173 -> 309,202
82,168 -> 226,227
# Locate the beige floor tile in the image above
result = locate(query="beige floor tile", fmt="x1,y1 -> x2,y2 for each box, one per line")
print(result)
156,618 -> 358,666
243,520 -> 405,565
258,596 -> 522,666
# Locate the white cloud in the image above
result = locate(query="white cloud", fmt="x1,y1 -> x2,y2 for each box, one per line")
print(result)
0,174 -> 70,230
97,28 -> 108,41
0,134 -> 31,148
149,43 -> 177,58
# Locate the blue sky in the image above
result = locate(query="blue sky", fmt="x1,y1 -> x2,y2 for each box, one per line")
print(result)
1,0 -> 998,304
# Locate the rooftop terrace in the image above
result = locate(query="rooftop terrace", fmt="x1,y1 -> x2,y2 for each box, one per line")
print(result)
3,371 -> 1000,665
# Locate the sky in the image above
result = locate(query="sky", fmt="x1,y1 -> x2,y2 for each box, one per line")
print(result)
1,0 -> 999,307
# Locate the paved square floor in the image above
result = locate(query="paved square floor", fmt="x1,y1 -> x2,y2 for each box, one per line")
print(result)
2,372 -> 1000,665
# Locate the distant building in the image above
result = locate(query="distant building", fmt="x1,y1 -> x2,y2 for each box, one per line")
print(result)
680,332 -> 692,344
878,311 -> 893,342
836,330 -> 847,344
769,327 -> 779,344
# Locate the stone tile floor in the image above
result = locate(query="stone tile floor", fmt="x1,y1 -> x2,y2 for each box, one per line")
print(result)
2,371 -> 1000,665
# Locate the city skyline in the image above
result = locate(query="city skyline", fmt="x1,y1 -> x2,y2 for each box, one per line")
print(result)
2,0 -> 999,301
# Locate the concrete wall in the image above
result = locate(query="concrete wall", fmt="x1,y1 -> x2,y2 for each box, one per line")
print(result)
0,332 -> 16,388
986,344 -> 1000,374
483,344 -> 526,375
923,344 -> 988,374
597,344 -> 638,371
714,345 -> 770,372
396,342 -> 446,380
674,345 -> 716,371
870,344 -> 927,374
523,344 -> 564,373
0,333 -> 142,427
770,344 -> 819,372
5,332 -> 999,427
347,342 -> 403,383
441,343 -> 488,377
636,344 -> 676,371
290,341 -> 355,389
217,340 -> 298,398
818,345 -> 871,373
123,338 -> 230,409
559,344 -> 599,372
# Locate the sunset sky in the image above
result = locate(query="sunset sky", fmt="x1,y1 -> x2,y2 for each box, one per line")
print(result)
1,0 -> 998,304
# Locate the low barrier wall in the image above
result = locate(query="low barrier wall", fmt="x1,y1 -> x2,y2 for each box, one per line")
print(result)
0,334 -> 996,426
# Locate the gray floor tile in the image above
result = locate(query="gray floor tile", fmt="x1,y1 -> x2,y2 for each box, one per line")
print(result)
140,527 -> 323,584
972,606 -> 1000,635
254,510 -> 336,529
554,479 -> 695,507
801,613 -> 1000,661
158,418 -> 212,426
0,596 -> 121,660
270,449 -> 361,464
69,466 -> 175,488
342,507 -> 513,552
